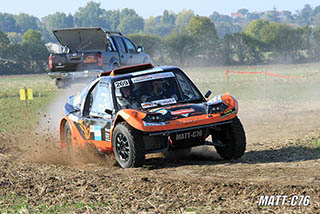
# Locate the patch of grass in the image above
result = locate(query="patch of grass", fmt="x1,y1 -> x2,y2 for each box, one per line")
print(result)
0,74 -> 57,133
301,137 -> 320,149
184,62 -> 320,104
0,194 -> 105,213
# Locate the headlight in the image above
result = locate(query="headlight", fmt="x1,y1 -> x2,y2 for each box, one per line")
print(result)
208,103 -> 229,114
143,113 -> 164,122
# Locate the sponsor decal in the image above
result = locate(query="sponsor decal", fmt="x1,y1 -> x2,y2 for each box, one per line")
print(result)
105,128 -> 110,141
90,125 -> 102,141
171,108 -> 195,116
220,108 -> 236,117
131,72 -> 174,83
175,130 -> 203,140
207,95 -> 223,105
114,79 -> 130,88
141,98 -> 176,109
83,55 -> 97,63
78,120 -> 90,139
150,108 -> 168,115
131,67 -> 163,76
143,121 -> 166,127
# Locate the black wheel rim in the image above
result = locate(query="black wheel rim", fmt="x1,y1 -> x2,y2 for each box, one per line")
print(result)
115,133 -> 130,162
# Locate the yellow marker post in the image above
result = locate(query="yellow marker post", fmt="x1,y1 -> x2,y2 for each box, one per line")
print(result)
19,89 -> 26,101
27,88 -> 33,100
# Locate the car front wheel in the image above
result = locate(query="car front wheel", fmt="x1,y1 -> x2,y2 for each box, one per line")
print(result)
112,122 -> 145,168
212,116 -> 246,160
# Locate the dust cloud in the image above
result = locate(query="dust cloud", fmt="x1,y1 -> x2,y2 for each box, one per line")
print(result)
14,80 -> 117,168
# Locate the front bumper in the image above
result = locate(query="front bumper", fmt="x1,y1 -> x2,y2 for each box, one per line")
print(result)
142,120 -> 233,153
147,120 -> 232,136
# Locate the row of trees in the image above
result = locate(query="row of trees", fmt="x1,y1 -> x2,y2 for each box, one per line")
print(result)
1,2 -> 320,42
2,16 -> 320,74
2,2 -> 320,74
0,30 -> 48,74
128,18 -> 320,66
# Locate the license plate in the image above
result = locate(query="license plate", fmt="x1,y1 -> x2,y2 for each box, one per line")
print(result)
175,130 -> 203,140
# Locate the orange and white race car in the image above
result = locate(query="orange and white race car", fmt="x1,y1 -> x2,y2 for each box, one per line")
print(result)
59,64 -> 246,168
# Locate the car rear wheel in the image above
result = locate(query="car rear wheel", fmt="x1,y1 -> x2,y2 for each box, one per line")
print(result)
63,122 -> 72,150
112,122 -> 145,168
212,117 -> 246,160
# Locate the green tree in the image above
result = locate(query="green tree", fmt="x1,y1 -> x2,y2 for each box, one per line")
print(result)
264,9 -> 281,22
245,19 -> 270,41
21,30 -> 49,71
215,22 -> 242,38
117,9 -> 144,33
127,34 -> 161,58
246,13 -> 262,22
209,11 -> 233,23
118,15 -> 144,34
103,10 -> 120,31
14,13 -> 40,33
176,9 -> 195,31
309,27 -> 320,60
298,4 -> 314,25
260,22 -> 304,62
163,31 -> 195,66
0,31 -> 10,58
237,8 -> 249,17
0,13 -> 20,32
42,12 -> 74,31
74,1 -> 109,29
161,10 -> 176,25
6,32 -> 22,44
187,16 -> 219,63
222,32 -> 263,64
144,15 -> 175,36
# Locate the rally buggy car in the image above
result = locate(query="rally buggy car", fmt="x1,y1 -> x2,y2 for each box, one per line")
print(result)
59,64 -> 246,168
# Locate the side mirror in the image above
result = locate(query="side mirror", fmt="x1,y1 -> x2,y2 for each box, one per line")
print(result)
137,46 -> 144,53
204,90 -> 212,99
105,109 -> 113,115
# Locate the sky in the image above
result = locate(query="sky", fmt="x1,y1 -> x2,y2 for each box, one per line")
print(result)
1,0 -> 320,19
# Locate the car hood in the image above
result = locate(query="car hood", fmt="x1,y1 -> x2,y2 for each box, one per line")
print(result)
53,27 -> 107,52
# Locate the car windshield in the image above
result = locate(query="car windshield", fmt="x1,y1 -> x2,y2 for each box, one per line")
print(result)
114,71 -> 203,110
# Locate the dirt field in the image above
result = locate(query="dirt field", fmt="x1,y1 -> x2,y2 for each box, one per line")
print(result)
1,67 -> 320,213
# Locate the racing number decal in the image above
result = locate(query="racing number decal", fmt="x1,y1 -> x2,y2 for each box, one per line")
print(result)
176,130 -> 203,140
114,80 -> 130,88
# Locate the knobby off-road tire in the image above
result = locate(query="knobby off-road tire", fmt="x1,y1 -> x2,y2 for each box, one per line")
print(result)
112,122 -> 145,168
63,122 -> 73,151
214,116 -> 246,160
